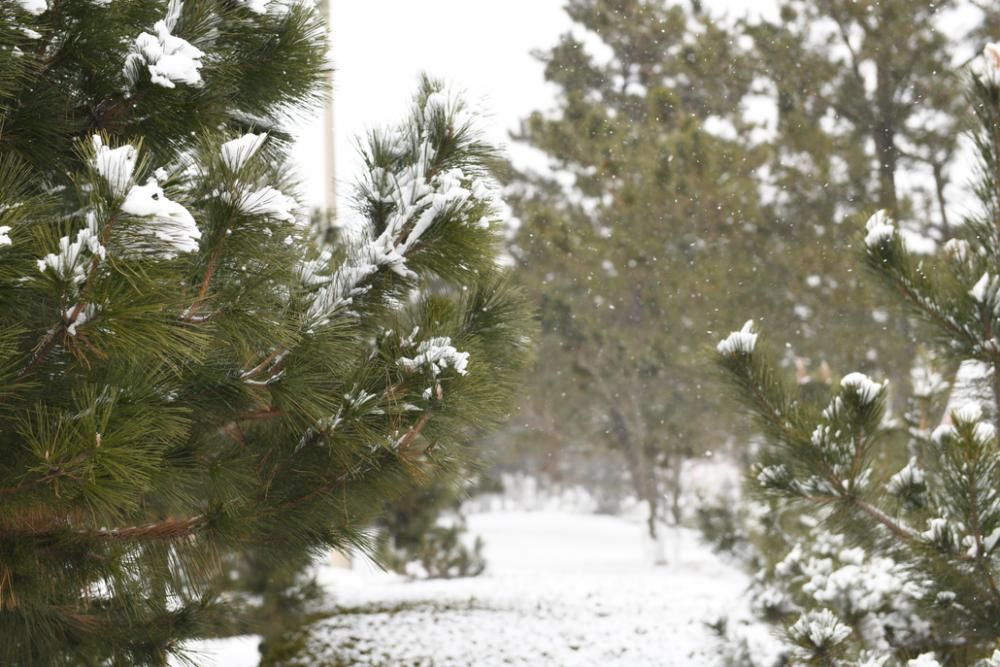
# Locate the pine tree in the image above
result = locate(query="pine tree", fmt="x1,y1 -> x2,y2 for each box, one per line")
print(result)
0,1 -> 529,663
716,47 -> 1000,667
500,0 -> 776,548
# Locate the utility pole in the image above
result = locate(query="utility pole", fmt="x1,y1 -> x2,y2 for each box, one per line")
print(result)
323,0 -> 337,218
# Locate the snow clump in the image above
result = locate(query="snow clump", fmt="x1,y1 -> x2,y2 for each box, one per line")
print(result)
221,132 -> 268,172
399,337 -> 470,378
717,320 -> 757,356
840,372 -> 884,404
92,136 -> 137,198
864,209 -> 894,247
122,178 -> 201,256
124,1 -> 204,89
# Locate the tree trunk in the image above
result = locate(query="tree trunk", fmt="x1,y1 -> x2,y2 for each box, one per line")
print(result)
609,406 -> 660,543
669,457 -> 683,526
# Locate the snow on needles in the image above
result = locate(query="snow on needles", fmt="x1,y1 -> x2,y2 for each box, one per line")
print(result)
37,216 -> 105,284
92,136 -> 136,198
716,320 -> 757,356
839,372 -> 884,404
229,186 -> 298,222
124,1 -> 204,89
305,87 -> 504,326
970,272 -> 1000,311
0,227 -> 10,247
122,179 -> 201,256
399,337 -> 470,378
864,209 -> 894,247
221,133 -> 268,172
788,609 -> 851,654
219,133 -> 299,222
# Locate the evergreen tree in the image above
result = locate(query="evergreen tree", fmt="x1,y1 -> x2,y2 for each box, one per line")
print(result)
716,47 -> 1000,666
504,0 -> 769,545
0,1 -> 529,663
746,0 -> 980,229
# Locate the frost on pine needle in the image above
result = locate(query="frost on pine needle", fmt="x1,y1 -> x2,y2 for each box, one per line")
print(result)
228,185 -> 298,222
37,219 -> 105,284
839,372 -> 884,404
121,178 -> 201,257
123,1 -> 204,90
0,226 -> 10,247
863,209 -> 895,247
788,608 -> 851,654
221,132 -> 268,172
91,136 -> 136,198
887,457 -> 925,496
716,319 -> 757,356
399,337 -> 470,378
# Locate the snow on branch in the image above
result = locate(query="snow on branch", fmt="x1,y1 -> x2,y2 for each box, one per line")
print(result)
716,319 -> 757,356
0,226 -> 11,247
37,215 -> 105,284
839,372 -> 884,405
221,133 -> 268,172
788,609 -> 851,657
864,209 -> 894,248
399,336 -> 470,378
304,83 -> 503,326
91,136 -> 137,199
121,178 -> 201,257
218,133 -> 299,222
123,1 -> 204,90
970,272 -> 1000,316
887,457 -> 925,497
15,0 -> 46,15
227,186 -> 298,222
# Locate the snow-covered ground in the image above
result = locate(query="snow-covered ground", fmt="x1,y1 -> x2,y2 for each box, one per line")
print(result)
183,510 -> 780,666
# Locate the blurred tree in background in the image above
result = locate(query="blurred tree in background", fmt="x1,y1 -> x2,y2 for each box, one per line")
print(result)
495,0 -> 996,552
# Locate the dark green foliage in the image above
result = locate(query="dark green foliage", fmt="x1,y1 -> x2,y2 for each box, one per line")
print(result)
0,2 -> 530,664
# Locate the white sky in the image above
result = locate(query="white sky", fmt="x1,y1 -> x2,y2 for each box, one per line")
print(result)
293,1 -> 785,212
294,0 -> 572,210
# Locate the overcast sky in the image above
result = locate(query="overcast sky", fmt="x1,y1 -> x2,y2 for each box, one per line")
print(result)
293,1 -> 789,209
293,0 -> 569,209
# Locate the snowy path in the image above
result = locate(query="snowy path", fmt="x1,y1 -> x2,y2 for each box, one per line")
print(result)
183,510 -> 773,666
300,511 -> 764,666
